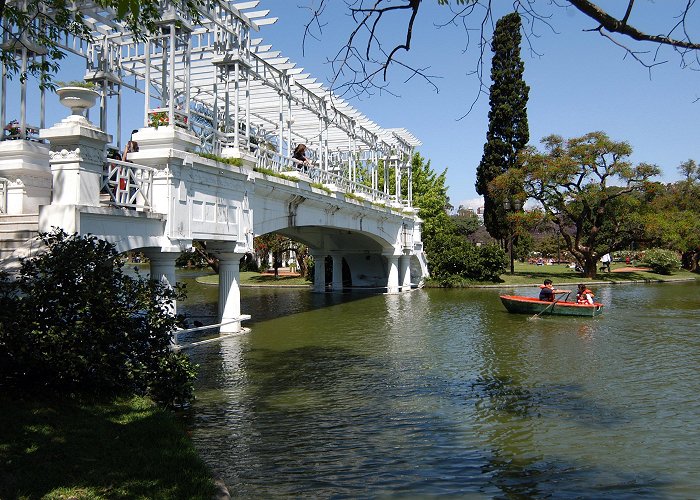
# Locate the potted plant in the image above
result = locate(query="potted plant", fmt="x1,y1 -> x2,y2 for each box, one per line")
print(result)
55,81 -> 100,117
148,110 -> 170,129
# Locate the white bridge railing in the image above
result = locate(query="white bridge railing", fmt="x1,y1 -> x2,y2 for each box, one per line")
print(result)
0,177 -> 7,214
253,148 -> 394,205
101,159 -> 155,210
97,150 -> 400,212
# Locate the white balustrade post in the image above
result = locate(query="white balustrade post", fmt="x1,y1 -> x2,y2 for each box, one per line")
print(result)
385,253 -> 400,294
37,114 -> 111,233
400,254 -> 412,292
331,252 -> 344,291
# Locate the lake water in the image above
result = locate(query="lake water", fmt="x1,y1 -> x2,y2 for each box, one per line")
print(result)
176,273 -> 700,499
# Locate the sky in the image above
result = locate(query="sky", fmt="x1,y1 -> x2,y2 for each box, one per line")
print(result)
5,1 -> 699,211
260,1 -> 700,210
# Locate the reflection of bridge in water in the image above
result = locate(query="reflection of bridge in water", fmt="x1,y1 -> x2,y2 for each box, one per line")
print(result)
0,1 -> 428,333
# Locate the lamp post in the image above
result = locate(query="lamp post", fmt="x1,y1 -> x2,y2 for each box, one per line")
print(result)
503,198 -> 522,274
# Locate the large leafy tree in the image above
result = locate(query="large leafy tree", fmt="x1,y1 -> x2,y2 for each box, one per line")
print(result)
0,0 -> 202,88
642,160 -> 700,271
475,12 -> 529,241
497,131 -> 659,278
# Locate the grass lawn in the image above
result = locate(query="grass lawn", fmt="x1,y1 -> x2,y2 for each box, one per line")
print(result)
486,262 -> 699,287
198,270 -> 310,286
196,265 -> 697,288
0,396 -> 217,500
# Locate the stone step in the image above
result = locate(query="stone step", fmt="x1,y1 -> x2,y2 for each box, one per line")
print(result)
0,214 -> 40,269
0,213 -> 40,233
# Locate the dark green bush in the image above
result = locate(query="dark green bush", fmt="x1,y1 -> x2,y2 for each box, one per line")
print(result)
641,248 -> 681,275
427,237 -> 507,285
0,230 -> 196,407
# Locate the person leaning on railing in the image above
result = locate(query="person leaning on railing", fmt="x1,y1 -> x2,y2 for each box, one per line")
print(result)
292,143 -> 312,170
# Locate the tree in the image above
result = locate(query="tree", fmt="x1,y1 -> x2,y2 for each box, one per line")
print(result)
496,131 -> 660,278
0,229 -> 195,406
452,206 -> 480,237
642,161 -> 700,271
303,1 -> 700,99
0,0 -> 202,88
410,152 -> 506,283
475,12 -> 529,242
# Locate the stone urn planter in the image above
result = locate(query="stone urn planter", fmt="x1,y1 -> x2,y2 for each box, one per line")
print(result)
56,86 -> 100,117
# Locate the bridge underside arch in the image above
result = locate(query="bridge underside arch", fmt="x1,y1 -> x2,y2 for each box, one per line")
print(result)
269,225 -> 396,289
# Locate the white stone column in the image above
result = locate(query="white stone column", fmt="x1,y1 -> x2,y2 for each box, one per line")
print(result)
39,117 -> 110,207
209,242 -> 247,333
217,252 -> 245,333
144,250 -> 180,314
385,254 -> 400,294
400,254 -> 412,292
311,252 -> 327,293
331,252 -> 344,291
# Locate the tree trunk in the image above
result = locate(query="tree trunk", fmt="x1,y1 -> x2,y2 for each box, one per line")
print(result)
583,257 -> 598,279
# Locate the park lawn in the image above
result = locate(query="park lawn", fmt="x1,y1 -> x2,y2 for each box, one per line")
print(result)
492,262 -> 699,287
198,270 -> 310,286
197,266 -> 698,288
0,395 -> 217,500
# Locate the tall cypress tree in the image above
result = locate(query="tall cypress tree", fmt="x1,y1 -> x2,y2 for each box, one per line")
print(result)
475,12 -> 529,240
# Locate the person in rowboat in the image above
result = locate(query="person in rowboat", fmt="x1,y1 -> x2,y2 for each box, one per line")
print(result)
576,284 -> 595,304
538,279 -> 570,302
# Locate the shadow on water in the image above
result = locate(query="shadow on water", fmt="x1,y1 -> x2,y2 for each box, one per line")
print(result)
188,345 -> 673,498
181,282 -> 699,498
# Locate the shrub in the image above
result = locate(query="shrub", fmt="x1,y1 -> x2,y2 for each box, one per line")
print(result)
0,230 -> 196,407
426,237 -> 507,285
641,248 -> 681,275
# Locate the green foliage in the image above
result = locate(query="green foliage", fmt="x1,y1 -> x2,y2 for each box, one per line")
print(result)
641,248 -> 682,275
253,167 -> 298,182
311,182 -> 332,194
0,230 -> 196,407
198,152 -> 243,167
641,163 -> 700,271
502,131 -> 660,277
452,209 -> 480,236
475,12 -> 530,241
56,80 -> 97,89
427,236 -> 507,285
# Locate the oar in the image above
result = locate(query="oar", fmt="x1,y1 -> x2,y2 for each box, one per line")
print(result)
528,291 -> 571,321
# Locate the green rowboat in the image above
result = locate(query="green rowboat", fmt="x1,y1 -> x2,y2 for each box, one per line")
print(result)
500,295 -> 604,317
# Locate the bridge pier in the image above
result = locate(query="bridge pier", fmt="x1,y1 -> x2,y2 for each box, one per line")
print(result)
330,252 -> 344,291
400,254 -> 412,292
385,254 -> 400,294
209,244 -> 246,333
311,252 -> 327,293
143,249 -> 179,313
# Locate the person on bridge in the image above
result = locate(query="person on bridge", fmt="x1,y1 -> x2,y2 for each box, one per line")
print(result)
292,143 -> 312,170
122,130 -> 139,162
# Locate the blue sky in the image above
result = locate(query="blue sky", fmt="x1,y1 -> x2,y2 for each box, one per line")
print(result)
6,1 -> 699,210
263,1 -> 700,210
